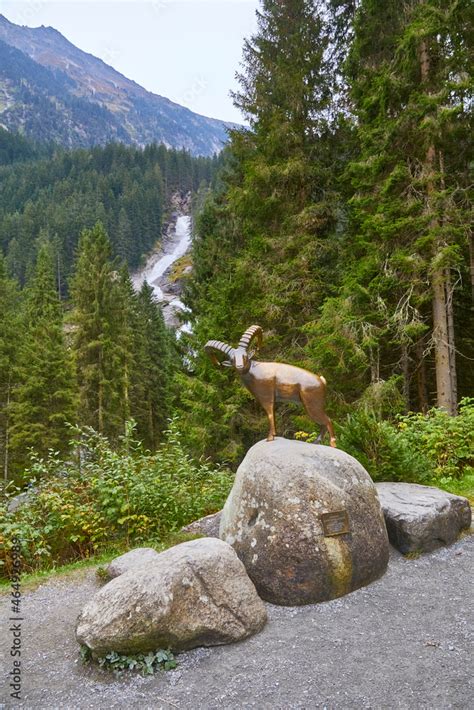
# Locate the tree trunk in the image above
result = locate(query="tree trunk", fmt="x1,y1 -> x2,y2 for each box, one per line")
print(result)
401,343 -> 410,410
148,399 -> 154,449
432,268 -> 453,411
415,338 -> 428,413
98,348 -> 104,434
370,346 -> 380,384
420,40 -> 455,413
123,362 -> 130,436
469,230 -> 474,305
3,377 -> 11,481
445,268 -> 458,414
57,252 -> 62,300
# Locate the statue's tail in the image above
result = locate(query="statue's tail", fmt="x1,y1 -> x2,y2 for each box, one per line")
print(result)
320,375 -> 327,386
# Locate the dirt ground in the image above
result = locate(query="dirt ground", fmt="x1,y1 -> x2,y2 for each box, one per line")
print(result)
1,535 -> 472,710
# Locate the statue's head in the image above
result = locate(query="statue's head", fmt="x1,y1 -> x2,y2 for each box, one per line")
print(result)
233,347 -> 250,374
204,325 -> 263,374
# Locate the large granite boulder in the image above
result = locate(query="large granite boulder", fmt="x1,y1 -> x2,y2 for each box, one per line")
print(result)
220,438 -> 389,606
76,537 -> 267,654
376,482 -> 472,554
180,511 -> 222,538
105,547 -> 161,580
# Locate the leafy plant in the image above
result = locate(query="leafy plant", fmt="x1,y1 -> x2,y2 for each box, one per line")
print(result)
336,410 -> 431,483
95,566 -> 109,581
294,399 -> 474,487
397,398 -> 474,483
80,645 -> 177,675
0,418 -> 233,578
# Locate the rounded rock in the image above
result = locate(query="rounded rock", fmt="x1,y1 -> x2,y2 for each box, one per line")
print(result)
219,438 -> 389,606
105,547 -> 161,579
76,537 -> 267,654
376,482 -> 472,553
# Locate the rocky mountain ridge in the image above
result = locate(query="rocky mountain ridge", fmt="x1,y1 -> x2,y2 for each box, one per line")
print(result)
0,14 -> 232,155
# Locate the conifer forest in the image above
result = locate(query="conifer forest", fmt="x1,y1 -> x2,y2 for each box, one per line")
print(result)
0,0 -> 472,577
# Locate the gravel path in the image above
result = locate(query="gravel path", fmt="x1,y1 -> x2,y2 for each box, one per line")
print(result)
1,536 -> 472,710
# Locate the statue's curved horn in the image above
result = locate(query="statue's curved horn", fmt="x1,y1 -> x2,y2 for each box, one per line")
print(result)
204,340 -> 236,368
238,325 -> 263,357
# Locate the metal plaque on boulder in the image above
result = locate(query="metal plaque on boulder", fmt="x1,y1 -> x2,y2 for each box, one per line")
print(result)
321,510 -> 350,536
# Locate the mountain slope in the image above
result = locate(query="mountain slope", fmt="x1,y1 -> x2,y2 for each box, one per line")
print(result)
0,14 -> 231,156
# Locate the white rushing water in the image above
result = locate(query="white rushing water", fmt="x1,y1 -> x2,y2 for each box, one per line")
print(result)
133,215 -> 192,302
132,214 -> 193,336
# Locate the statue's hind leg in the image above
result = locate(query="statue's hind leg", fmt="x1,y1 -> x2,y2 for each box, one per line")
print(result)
314,425 -> 327,444
300,391 -> 337,448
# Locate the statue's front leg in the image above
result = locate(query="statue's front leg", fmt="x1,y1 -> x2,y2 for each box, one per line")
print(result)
261,400 -> 276,441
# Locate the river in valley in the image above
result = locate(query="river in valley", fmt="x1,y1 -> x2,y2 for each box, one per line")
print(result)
132,213 -> 192,335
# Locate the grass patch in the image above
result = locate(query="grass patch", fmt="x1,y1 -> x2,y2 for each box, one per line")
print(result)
169,254 -> 192,282
436,472 -> 474,505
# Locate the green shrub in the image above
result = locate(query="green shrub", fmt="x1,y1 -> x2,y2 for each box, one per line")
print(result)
396,397 -> 474,483
336,410 -> 431,483
0,419 -> 233,578
297,398 -> 474,487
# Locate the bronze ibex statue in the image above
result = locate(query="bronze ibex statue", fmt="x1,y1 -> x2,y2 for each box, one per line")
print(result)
204,325 -> 336,447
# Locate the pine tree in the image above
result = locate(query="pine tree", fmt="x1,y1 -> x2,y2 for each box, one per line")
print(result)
70,223 -> 129,438
9,243 -> 77,478
342,0 -> 473,413
231,0 -> 335,236
115,266 -> 139,431
116,208 -> 132,263
0,255 -> 21,481
177,0 -> 346,461
132,282 -> 174,449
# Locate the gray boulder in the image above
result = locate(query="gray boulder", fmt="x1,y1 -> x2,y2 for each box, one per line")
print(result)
376,482 -> 472,554
7,490 -> 33,513
180,511 -> 222,538
105,547 -> 161,580
220,438 -> 389,606
76,537 -> 267,654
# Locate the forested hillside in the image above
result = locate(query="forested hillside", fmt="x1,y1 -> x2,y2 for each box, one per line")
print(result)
0,126 -> 49,165
178,0 -> 473,463
0,133 -> 221,482
0,225 -> 177,483
0,136 -> 221,284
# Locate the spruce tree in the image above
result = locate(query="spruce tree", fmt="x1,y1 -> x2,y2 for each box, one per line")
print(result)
132,281 -> 174,450
70,223 -> 148,440
115,265 -> 138,430
177,0 -> 345,460
342,0 -> 473,413
70,223 -> 128,439
9,243 -> 77,478
0,255 -> 21,481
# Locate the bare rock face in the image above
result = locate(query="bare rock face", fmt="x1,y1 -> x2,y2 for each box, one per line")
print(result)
180,511 -> 222,538
76,538 -> 267,654
376,483 -> 472,554
219,438 -> 389,606
105,547 -> 161,580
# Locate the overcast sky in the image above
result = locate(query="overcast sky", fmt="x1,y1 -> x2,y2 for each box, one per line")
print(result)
0,0 -> 259,123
